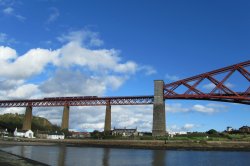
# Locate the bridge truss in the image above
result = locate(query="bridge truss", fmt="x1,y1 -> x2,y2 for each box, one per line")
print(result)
0,96 -> 154,107
0,61 -> 249,107
164,60 -> 250,105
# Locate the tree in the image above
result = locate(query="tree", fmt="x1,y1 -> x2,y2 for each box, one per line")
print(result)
61,129 -> 72,138
206,129 -> 218,135
91,130 -> 103,139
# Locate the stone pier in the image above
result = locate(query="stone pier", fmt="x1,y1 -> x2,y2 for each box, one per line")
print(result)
152,80 -> 166,136
61,105 -> 69,130
22,106 -> 32,130
104,101 -> 111,133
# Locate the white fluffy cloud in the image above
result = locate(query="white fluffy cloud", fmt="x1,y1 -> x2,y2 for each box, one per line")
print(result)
0,30 -> 157,131
2,6 -> 25,21
0,33 -> 7,43
192,105 -> 214,113
0,30 -> 150,82
8,84 -> 40,99
0,81 -> 40,100
138,66 -> 157,75
202,82 -> 234,90
0,46 -> 59,79
47,7 -> 60,23
0,107 -> 24,115
28,105 -> 153,132
0,101 -> 226,132
167,103 -> 227,114
57,41 -> 137,74
0,33 -> 16,44
192,103 -> 227,114
3,7 -> 13,14
166,103 -> 189,113
111,105 -> 153,131
39,69 -> 106,97
183,123 -> 196,130
0,30 -> 153,90
168,123 -> 199,132
0,45 -> 17,60
58,30 -> 104,47
165,74 -> 179,82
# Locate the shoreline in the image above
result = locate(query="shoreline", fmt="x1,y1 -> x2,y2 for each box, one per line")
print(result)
0,149 -> 48,166
1,138 -> 250,151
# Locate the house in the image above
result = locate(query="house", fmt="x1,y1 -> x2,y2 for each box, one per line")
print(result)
138,132 -> 144,136
112,127 -> 138,137
239,126 -> 250,133
36,131 -> 48,139
0,129 -> 9,137
71,132 -> 91,138
47,131 -> 65,139
226,126 -> 233,132
14,128 -> 34,138
168,131 -> 187,137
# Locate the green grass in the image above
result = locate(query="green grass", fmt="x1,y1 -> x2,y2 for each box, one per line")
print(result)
165,134 -> 250,141
90,133 -> 250,142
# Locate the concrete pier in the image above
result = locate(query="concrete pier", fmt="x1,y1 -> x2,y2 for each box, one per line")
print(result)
104,101 -> 111,133
61,105 -> 69,130
152,80 -> 166,136
22,106 -> 32,130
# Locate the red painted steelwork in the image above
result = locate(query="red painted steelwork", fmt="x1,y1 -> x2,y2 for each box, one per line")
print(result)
0,96 -> 154,107
0,61 -> 249,107
164,60 -> 250,105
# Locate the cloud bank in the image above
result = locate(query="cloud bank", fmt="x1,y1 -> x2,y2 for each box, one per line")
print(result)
0,30 -> 228,132
0,29 -> 157,131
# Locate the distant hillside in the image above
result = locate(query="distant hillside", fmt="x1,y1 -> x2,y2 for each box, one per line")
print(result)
0,113 -> 60,132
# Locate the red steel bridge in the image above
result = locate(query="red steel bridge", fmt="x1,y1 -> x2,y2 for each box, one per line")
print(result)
0,60 -> 249,107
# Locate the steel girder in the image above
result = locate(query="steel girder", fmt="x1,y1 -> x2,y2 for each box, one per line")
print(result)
0,61 -> 249,107
0,96 -> 154,107
164,60 -> 250,105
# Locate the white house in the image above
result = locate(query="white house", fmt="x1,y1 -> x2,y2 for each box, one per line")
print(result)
47,131 -> 65,139
112,127 -> 138,137
14,128 -> 34,138
71,132 -> 91,138
227,126 -> 233,132
0,128 -> 9,137
168,131 -> 187,137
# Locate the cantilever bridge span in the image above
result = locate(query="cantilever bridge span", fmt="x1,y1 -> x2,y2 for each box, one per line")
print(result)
0,60 -> 249,136
164,60 -> 250,105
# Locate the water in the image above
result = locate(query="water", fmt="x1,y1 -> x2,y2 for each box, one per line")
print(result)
1,145 -> 250,166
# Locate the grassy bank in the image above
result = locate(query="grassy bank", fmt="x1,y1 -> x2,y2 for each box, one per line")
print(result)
1,138 -> 250,151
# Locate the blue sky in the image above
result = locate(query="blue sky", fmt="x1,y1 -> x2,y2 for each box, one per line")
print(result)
0,0 -> 249,132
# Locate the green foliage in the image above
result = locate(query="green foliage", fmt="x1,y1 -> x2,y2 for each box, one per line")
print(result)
186,132 -> 207,137
0,113 -> 60,132
142,132 -> 152,136
103,135 -> 121,139
0,113 -> 23,131
139,136 -> 154,140
206,129 -> 218,135
61,129 -> 72,138
224,133 -> 250,141
91,130 -> 104,139
103,131 -> 112,136
31,116 -> 54,131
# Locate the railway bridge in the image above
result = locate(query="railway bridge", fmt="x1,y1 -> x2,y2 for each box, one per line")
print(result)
0,60 -> 249,136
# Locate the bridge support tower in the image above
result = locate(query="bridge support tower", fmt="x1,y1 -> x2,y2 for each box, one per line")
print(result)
152,80 -> 166,136
104,101 -> 111,134
22,106 -> 32,130
61,105 -> 69,130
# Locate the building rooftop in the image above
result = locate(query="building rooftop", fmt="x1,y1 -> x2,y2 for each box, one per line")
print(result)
48,131 -> 64,135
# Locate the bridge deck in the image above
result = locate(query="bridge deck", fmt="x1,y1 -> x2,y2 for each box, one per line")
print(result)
0,96 -> 154,107
0,93 -> 249,107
